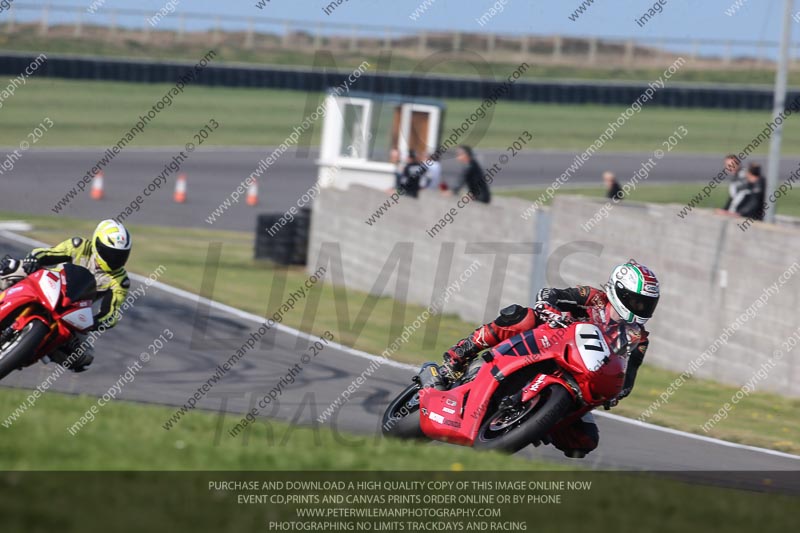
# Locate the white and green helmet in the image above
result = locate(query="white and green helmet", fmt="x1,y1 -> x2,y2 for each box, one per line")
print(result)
605,260 -> 660,325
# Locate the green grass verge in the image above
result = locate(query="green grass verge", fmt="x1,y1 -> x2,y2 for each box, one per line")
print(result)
497,182 -> 800,218
0,387 -> 561,471
1,211 -> 798,455
0,385 -> 794,533
608,364 -> 800,453
5,33 -> 800,86
2,79 -> 800,154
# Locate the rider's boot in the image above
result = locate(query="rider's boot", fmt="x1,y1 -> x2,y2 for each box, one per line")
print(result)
47,334 -> 94,373
442,336 -> 484,375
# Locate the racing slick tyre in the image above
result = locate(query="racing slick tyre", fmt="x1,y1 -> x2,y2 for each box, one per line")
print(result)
0,320 -> 49,380
474,385 -> 573,454
381,383 -> 425,440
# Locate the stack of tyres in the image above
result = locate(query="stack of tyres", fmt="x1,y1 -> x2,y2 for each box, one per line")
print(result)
254,208 -> 311,265
290,208 -> 311,265
255,214 -> 293,264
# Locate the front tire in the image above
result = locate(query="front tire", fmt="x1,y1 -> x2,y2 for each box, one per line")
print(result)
474,385 -> 573,453
0,321 -> 49,380
381,383 -> 425,440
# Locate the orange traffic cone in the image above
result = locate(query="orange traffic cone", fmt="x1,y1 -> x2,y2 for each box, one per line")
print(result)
246,178 -> 258,206
174,173 -> 187,203
90,172 -> 104,200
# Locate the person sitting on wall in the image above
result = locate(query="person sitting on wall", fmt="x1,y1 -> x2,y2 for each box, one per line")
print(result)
395,150 -> 427,199
420,152 -> 443,191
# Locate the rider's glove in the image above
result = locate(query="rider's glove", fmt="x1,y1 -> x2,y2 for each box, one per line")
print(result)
549,314 -> 573,329
534,302 -> 573,328
20,256 -> 39,274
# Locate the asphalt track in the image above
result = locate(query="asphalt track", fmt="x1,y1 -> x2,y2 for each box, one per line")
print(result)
1,233 -> 798,491
4,148 -> 800,232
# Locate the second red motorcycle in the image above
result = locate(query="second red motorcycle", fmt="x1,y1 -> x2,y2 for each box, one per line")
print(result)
0,262 -> 97,380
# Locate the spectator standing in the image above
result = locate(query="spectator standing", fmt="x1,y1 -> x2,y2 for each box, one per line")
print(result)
603,171 -> 623,200
727,163 -> 766,220
452,145 -> 490,204
722,154 -> 747,211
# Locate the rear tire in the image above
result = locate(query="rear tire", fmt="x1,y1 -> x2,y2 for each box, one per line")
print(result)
0,321 -> 49,380
381,383 -> 425,440
474,385 -> 573,453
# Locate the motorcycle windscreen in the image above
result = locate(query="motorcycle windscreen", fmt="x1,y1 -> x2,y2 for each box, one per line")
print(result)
60,263 -> 97,304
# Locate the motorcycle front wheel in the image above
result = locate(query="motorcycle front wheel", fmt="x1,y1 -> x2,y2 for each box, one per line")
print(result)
381,383 -> 425,440
0,320 -> 49,380
474,385 -> 573,453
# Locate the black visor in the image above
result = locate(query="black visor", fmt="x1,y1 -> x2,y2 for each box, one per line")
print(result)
95,237 -> 130,271
615,281 -> 659,319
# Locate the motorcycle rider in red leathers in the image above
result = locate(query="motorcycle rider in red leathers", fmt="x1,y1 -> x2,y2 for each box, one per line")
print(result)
429,260 -> 660,458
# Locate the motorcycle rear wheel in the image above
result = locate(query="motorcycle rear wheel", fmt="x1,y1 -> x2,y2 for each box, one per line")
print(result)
0,320 -> 49,380
381,383 -> 425,440
474,385 -> 572,453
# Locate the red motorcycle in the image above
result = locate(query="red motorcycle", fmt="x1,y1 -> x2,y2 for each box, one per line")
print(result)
0,262 -> 96,380
382,317 -> 631,453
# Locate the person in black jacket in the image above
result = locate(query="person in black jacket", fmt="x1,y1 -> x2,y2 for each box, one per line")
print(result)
603,171 -> 623,200
395,150 -> 427,199
452,145 -> 490,203
726,163 -> 765,221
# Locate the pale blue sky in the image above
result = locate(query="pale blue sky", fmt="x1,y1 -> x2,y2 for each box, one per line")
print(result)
8,0 -> 800,59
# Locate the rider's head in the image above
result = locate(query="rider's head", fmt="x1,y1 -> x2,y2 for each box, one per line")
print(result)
605,260 -> 659,325
91,219 -> 131,272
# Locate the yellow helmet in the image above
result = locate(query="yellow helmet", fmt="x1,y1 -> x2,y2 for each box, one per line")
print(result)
92,220 -> 131,271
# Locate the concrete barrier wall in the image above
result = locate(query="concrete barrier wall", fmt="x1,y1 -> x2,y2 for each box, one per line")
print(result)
307,186 -> 539,325
308,187 -> 800,396
547,195 -> 800,397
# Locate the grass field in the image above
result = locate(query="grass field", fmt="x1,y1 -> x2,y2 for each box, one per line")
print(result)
2,211 -> 798,454
498,182 -> 800,218
1,387 -> 795,532
2,79 -> 799,154
0,387 -> 561,470
5,33 -> 800,86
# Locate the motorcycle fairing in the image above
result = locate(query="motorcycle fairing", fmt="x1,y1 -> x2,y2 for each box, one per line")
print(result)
419,330 -> 575,446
